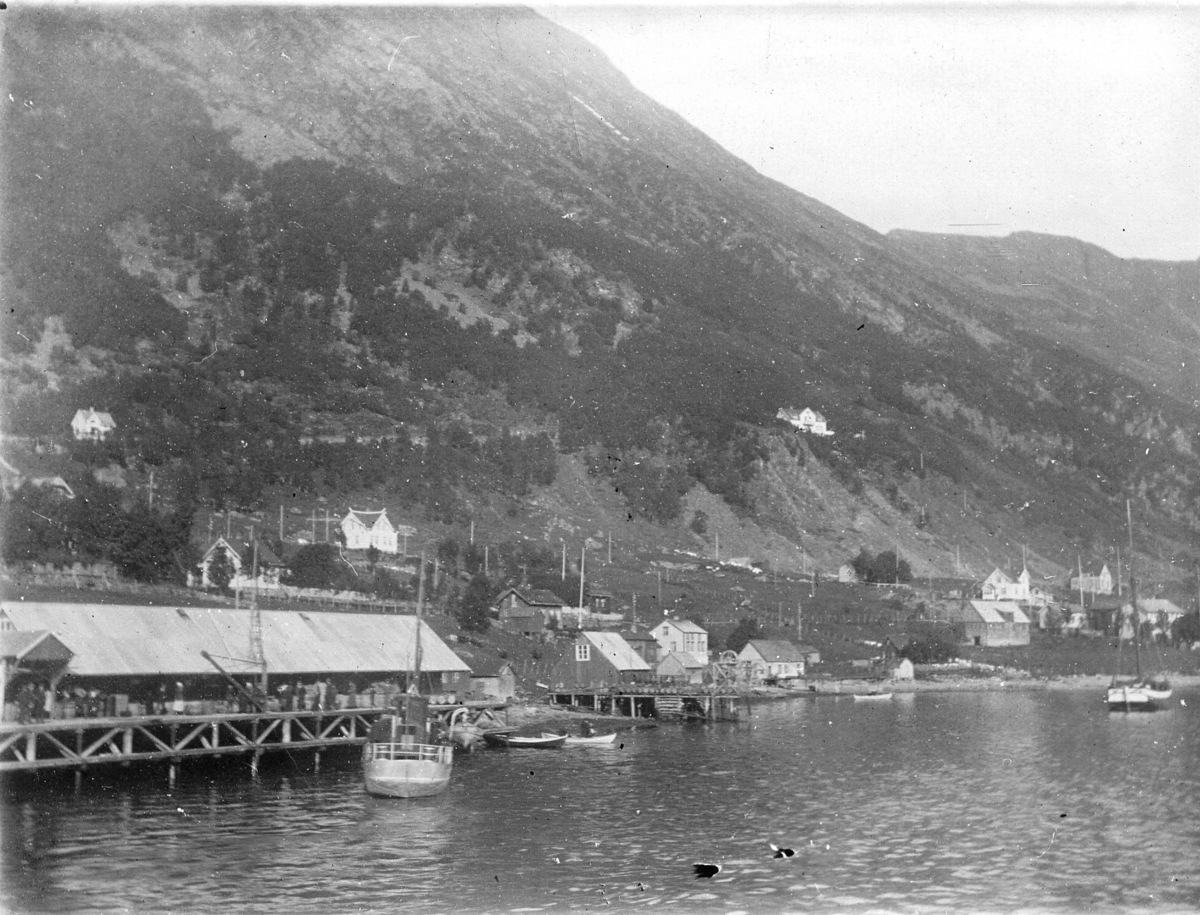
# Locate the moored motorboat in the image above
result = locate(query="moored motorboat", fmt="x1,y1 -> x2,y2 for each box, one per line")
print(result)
363,695 -> 453,798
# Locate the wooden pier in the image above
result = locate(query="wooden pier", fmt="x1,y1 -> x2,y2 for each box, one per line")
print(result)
549,688 -> 748,722
0,702 -> 504,781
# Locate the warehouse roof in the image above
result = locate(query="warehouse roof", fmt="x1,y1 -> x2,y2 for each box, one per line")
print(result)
0,602 -> 470,677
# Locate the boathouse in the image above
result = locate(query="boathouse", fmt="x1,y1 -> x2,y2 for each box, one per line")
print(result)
960,601 -> 1031,647
548,631 -> 650,690
737,639 -> 806,684
655,650 -> 706,685
469,659 -> 517,701
0,602 -> 472,711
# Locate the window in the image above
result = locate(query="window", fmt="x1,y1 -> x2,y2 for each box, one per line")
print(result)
575,643 -> 591,662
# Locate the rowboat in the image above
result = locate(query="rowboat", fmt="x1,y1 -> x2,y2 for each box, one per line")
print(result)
483,732 -> 566,749
853,690 -> 893,702
542,731 -> 618,746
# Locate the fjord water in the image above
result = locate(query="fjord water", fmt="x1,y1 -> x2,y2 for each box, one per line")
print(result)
4,691 -> 1198,914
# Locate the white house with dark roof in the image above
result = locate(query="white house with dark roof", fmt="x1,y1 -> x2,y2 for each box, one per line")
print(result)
340,508 -> 398,553
71,408 -> 117,441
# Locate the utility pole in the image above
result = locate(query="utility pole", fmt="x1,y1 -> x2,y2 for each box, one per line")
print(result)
249,539 -> 266,695
310,510 -> 317,543
279,505 -> 284,542
579,546 -> 586,610
323,510 -> 330,544
797,601 -> 803,640
608,531 -> 612,565
147,469 -> 155,509
470,520 -> 475,545
1116,546 -> 1122,597
561,540 -> 566,581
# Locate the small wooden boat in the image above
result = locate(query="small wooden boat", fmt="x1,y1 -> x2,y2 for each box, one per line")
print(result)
483,732 -> 566,749
542,731 -> 618,746
853,690 -> 894,702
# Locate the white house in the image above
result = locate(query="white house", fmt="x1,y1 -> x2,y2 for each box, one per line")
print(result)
838,563 -> 858,583
651,619 -> 709,667
776,407 -> 834,436
71,408 -> 116,441
1070,564 -> 1114,596
340,509 -> 398,554
196,537 -> 285,591
981,567 -> 1031,602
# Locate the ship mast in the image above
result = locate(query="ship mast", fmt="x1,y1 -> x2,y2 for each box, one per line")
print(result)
1126,500 -> 1142,681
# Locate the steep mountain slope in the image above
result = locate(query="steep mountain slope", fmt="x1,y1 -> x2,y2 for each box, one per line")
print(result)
889,230 -> 1200,406
3,6 -> 1198,584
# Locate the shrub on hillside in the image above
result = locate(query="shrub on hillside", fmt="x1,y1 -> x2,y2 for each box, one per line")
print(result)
900,633 -> 958,664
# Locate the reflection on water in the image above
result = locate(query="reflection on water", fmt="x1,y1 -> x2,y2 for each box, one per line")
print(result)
3,690 -> 1199,913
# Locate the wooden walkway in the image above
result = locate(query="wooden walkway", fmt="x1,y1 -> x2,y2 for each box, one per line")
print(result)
550,689 -> 749,722
0,702 -> 504,782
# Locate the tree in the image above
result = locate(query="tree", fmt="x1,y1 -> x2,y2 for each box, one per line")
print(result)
850,548 -> 912,584
456,573 -> 492,633
286,543 -> 345,590
207,545 -> 234,594
1172,612 -> 1200,647
724,616 -> 762,654
900,632 -> 957,664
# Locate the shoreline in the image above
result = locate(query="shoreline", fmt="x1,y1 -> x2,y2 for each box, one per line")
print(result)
499,672 -> 1200,729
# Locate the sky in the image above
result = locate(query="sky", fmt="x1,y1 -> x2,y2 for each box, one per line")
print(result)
539,3 -> 1200,262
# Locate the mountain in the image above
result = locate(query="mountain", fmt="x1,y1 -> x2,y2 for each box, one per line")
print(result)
3,5 -> 1198,587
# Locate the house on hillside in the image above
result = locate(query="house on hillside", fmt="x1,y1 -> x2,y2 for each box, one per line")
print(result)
195,537 -> 286,591
960,600 -> 1031,647
1070,563 -> 1114,597
340,509 -> 398,554
71,408 -> 117,441
838,563 -> 858,583
776,406 -> 834,436
652,619 -> 709,667
981,568 -> 1031,602
656,650 -> 706,685
549,631 -> 651,690
737,639 -> 806,684
492,588 -> 567,637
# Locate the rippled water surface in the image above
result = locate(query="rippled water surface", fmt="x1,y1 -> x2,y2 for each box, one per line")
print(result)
4,690 -> 1200,914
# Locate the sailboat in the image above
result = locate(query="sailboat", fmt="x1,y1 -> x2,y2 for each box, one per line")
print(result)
1106,503 -> 1172,713
363,550 -> 454,797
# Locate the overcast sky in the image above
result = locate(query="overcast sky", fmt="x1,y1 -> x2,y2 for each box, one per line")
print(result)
540,3 -> 1200,262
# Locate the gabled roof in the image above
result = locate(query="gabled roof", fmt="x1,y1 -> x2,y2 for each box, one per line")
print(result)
617,630 -> 658,644
0,630 -> 74,664
657,650 -> 705,671
204,537 -> 284,568
495,587 -> 567,608
965,601 -> 1030,624
741,639 -> 806,663
344,509 -> 390,528
469,659 -> 516,678
1,602 -> 471,677
581,631 -> 651,671
72,408 -> 116,429
658,619 -> 707,634
1137,598 -> 1184,618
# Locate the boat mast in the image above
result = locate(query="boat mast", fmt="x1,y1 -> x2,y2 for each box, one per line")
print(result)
1126,500 -> 1142,681
413,546 -> 426,694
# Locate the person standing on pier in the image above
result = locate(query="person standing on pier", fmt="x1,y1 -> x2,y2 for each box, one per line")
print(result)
172,682 -> 185,714
316,678 -> 328,712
